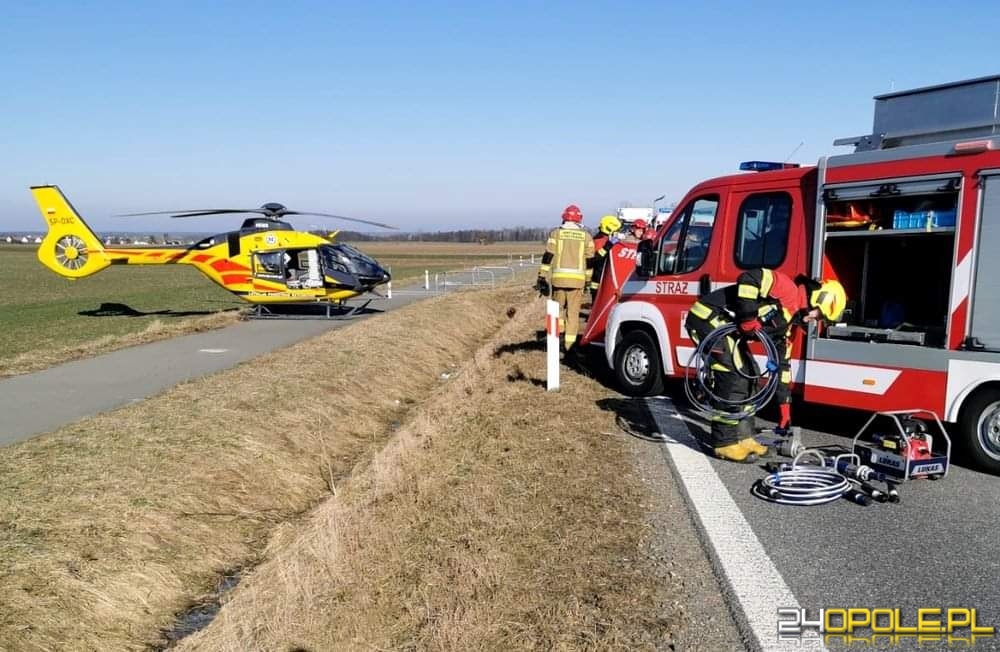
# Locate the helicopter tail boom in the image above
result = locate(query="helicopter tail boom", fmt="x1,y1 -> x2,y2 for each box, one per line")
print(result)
31,185 -> 110,279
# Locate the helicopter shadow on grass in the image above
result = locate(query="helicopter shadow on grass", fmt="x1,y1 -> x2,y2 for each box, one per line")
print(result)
77,302 -> 236,318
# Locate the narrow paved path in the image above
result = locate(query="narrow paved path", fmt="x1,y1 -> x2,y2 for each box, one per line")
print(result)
0,291 -> 435,446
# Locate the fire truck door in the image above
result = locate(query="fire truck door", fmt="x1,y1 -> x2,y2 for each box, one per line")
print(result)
969,173 -> 1000,349
649,195 -> 721,366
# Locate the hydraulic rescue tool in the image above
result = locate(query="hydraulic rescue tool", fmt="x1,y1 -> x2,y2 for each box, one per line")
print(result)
852,410 -> 951,481
753,411 -> 950,506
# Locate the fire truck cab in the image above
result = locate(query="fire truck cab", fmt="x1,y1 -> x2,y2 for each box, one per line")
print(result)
602,75 -> 1000,473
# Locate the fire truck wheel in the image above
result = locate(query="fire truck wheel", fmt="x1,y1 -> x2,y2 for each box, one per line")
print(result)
959,387 -> 1000,475
614,329 -> 664,397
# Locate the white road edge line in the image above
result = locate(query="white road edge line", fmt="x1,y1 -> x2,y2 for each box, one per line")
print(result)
198,348 -> 229,354
645,396 -> 826,652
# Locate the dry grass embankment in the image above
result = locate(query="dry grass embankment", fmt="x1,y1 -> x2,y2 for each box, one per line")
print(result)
0,286 -> 524,651
177,300 -> 686,650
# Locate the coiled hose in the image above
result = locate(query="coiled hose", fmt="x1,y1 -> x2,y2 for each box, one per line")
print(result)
751,450 -> 851,506
684,323 -> 781,421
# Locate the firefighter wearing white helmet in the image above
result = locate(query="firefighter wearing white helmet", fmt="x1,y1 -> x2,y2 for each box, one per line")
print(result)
684,270 -> 846,463
536,204 -> 596,351
589,215 -> 622,297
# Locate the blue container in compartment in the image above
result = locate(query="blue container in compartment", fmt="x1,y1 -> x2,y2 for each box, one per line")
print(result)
932,209 -> 956,227
892,209 -> 957,229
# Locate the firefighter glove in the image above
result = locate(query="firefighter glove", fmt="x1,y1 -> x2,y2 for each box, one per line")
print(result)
534,277 -> 550,296
738,318 -> 763,334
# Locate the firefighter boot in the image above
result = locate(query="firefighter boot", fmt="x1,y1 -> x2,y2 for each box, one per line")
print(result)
713,441 -> 758,464
740,437 -> 769,457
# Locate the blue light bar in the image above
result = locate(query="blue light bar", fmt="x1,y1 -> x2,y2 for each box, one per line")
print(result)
739,160 -> 801,171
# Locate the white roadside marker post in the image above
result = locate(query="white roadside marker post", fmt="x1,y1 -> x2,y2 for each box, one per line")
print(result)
387,266 -> 392,299
424,269 -> 430,290
546,299 -> 560,391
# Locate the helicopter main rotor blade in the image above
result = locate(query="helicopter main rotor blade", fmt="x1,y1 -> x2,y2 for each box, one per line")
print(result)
284,210 -> 398,230
115,208 -> 269,218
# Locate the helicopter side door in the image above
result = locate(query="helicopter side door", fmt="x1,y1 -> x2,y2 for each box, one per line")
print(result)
250,249 -> 325,297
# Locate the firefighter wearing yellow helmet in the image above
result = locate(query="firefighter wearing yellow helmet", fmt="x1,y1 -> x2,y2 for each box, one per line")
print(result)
589,215 -> 622,297
536,204 -> 596,351
684,270 -> 846,463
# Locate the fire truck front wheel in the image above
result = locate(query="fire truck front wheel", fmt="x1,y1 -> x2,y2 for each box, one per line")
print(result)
614,329 -> 665,397
959,386 -> 1000,475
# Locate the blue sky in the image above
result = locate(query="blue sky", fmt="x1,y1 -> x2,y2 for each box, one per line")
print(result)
2,1 -> 999,232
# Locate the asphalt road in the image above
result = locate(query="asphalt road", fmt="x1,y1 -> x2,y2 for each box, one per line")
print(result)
642,395 -> 1000,651
0,290 -> 436,447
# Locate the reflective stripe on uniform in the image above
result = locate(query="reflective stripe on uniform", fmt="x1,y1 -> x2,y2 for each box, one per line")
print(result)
760,269 -> 774,297
690,302 -> 713,319
539,264 -> 551,272
711,363 -> 730,372
738,284 -> 759,299
710,317 -> 726,328
781,370 -> 792,384
757,304 -> 773,317
553,269 -> 586,280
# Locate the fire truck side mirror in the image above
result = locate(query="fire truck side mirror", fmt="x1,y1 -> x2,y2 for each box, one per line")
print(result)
635,239 -> 657,278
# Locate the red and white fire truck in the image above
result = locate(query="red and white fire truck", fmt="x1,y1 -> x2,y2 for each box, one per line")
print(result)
586,75 -> 1000,473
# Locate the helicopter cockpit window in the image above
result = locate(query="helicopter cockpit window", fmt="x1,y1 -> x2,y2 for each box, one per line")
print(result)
254,251 -> 284,278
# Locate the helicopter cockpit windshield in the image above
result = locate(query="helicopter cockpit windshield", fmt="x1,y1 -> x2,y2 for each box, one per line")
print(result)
319,244 -> 390,288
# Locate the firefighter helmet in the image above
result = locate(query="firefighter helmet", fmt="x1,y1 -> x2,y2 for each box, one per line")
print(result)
599,215 -> 622,235
632,218 -> 648,230
562,204 -> 583,222
810,279 -> 847,322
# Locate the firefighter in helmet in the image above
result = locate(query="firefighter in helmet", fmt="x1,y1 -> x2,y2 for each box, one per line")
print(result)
536,204 -> 596,350
622,218 -> 648,242
589,215 -> 622,298
684,270 -> 846,462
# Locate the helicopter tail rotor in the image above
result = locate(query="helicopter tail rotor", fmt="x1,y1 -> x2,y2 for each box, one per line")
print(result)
31,185 -> 111,279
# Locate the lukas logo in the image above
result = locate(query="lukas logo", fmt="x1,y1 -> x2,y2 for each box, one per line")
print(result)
912,463 -> 944,475
872,453 -> 903,469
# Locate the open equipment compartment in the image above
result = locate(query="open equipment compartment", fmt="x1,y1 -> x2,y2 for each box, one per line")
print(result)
818,175 -> 960,348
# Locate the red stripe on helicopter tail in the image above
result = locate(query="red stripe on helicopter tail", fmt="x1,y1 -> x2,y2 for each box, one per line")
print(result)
191,254 -> 213,263
145,251 -> 164,257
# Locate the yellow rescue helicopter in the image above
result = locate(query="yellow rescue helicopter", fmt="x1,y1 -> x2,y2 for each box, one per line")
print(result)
31,185 -> 395,314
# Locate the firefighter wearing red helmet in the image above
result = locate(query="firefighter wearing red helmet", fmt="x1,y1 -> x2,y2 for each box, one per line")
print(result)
623,218 -> 648,242
684,270 -> 846,463
536,204 -> 596,351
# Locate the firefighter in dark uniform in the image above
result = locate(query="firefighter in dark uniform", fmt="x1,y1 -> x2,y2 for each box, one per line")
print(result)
588,215 -> 622,299
685,270 -> 846,462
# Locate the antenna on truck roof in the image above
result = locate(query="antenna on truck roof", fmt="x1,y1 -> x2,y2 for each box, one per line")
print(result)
783,141 -> 804,163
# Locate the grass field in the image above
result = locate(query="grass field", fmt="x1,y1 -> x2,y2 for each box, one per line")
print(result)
0,241 -> 542,376
0,246 -> 243,376
348,240 -> 543,282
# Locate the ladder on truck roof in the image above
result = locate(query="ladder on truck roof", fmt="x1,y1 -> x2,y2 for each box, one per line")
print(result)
834,74 -> 1000,152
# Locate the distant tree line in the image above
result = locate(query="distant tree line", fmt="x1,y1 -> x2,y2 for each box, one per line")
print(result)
329,227 -> 549,243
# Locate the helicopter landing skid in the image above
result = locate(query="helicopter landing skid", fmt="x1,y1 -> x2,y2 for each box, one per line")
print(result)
244,298 -> 378,321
